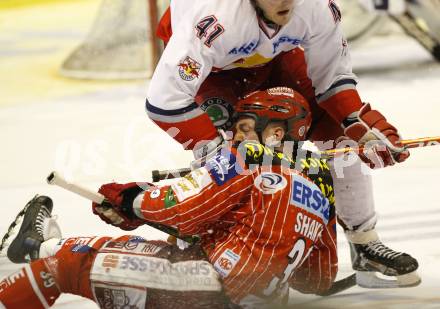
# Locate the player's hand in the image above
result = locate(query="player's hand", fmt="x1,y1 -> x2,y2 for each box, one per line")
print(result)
343,103 -> 409,168
92,182 -> 147,230
191,129 -> 231,168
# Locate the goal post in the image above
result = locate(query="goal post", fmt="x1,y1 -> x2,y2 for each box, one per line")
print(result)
59,0 -> 167,80
61,0 -> 433,80
338,0 -> 387,46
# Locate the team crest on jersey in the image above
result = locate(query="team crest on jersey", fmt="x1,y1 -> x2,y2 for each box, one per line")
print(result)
200,97 -> 234,130
178,56 -> 201,81
254,173 -> 287,194
214,249 -> 240,278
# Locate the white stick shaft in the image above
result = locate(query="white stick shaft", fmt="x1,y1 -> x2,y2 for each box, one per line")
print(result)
47,171 -> 105,204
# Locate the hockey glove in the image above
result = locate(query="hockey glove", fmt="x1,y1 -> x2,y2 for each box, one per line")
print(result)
343,103 -> 410,169
92,182 -> 147,231
191,129 -> 231,169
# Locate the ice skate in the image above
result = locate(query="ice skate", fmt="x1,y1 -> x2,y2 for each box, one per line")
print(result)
347,229 -> 421,288
0,195 -> 61,264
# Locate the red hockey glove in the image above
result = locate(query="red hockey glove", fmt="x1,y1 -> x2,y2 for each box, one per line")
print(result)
92,182 -> 149,230
343,103 -> 410,169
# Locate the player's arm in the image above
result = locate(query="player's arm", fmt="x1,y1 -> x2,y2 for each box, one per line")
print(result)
303,0 -> 408,167
302,0 -> 362,124
92,147 -> 255,235
146,4 -> 230,155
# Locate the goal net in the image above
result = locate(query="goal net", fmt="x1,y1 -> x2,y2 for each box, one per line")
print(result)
59,0 -> 168,80
61,0 -> 431,80
338,0 -> 390,46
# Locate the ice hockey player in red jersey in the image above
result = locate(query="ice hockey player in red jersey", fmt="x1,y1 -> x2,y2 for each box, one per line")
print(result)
1,88 -> 338,308
147,0 -> 420,287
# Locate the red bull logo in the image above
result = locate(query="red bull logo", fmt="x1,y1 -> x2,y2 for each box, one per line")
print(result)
178,56 -> 201,81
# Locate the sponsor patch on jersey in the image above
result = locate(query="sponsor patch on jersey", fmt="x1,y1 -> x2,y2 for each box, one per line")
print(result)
178,56 -> 201,81
228,40 -> 259,55
91,253 -> 222,292
92,283 -> 146,309
200,97 -> 234,130
150,188 -> 160,199
171,168 -> 212,202
71,244 -> 92,253
213,249 -> 241,278
272,35 -> 302,53
101,240 -> 166,256
124,240 -> 139,251
164,187 -> 178,208
290,173 -> 330,224
254,172 -> 287,194
206,150 -> 242,186
128,236 -> 146,243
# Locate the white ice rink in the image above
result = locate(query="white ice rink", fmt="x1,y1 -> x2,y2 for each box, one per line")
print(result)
1,4 -> 439,307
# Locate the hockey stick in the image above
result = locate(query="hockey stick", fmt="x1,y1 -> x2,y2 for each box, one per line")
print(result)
323,135 -> 440,156
46,171 -> 198,244
46,171 -> 358,295
317,273 -> 357,296
152,136 -> 440,181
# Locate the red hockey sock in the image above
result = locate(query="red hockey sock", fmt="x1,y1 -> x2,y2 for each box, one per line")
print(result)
0,259 -> 60,309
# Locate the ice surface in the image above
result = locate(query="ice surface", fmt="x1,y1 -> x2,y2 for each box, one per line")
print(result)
1,32 -> 439,308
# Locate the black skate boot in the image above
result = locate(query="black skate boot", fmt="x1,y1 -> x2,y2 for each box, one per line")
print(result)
0,195 -> 54,263
347,229 -> 421,288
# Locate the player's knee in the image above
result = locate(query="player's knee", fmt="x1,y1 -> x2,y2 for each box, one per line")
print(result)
0,260 -> 60,309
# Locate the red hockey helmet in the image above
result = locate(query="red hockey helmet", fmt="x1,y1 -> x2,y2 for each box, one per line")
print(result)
234,87 -> 312,141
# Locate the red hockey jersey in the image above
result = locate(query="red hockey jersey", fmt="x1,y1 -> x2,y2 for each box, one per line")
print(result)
133,142 -> 337,302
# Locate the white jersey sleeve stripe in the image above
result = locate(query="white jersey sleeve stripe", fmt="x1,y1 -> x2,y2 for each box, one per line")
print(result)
24,264 -> 49,309
146,104 -> 205,123
316,78 -> 357,103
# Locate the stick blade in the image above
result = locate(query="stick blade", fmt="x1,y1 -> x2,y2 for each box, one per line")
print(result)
317,273 -> 357,296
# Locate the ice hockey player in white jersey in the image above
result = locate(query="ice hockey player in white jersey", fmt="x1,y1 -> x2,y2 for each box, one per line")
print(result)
146,0 -> 420,287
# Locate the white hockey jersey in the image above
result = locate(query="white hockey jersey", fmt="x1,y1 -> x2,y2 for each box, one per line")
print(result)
147,0 -> 362,148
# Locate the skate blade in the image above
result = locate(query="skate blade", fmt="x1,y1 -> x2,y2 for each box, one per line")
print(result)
356,270 -> 421,288
0,200 -> 33,256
